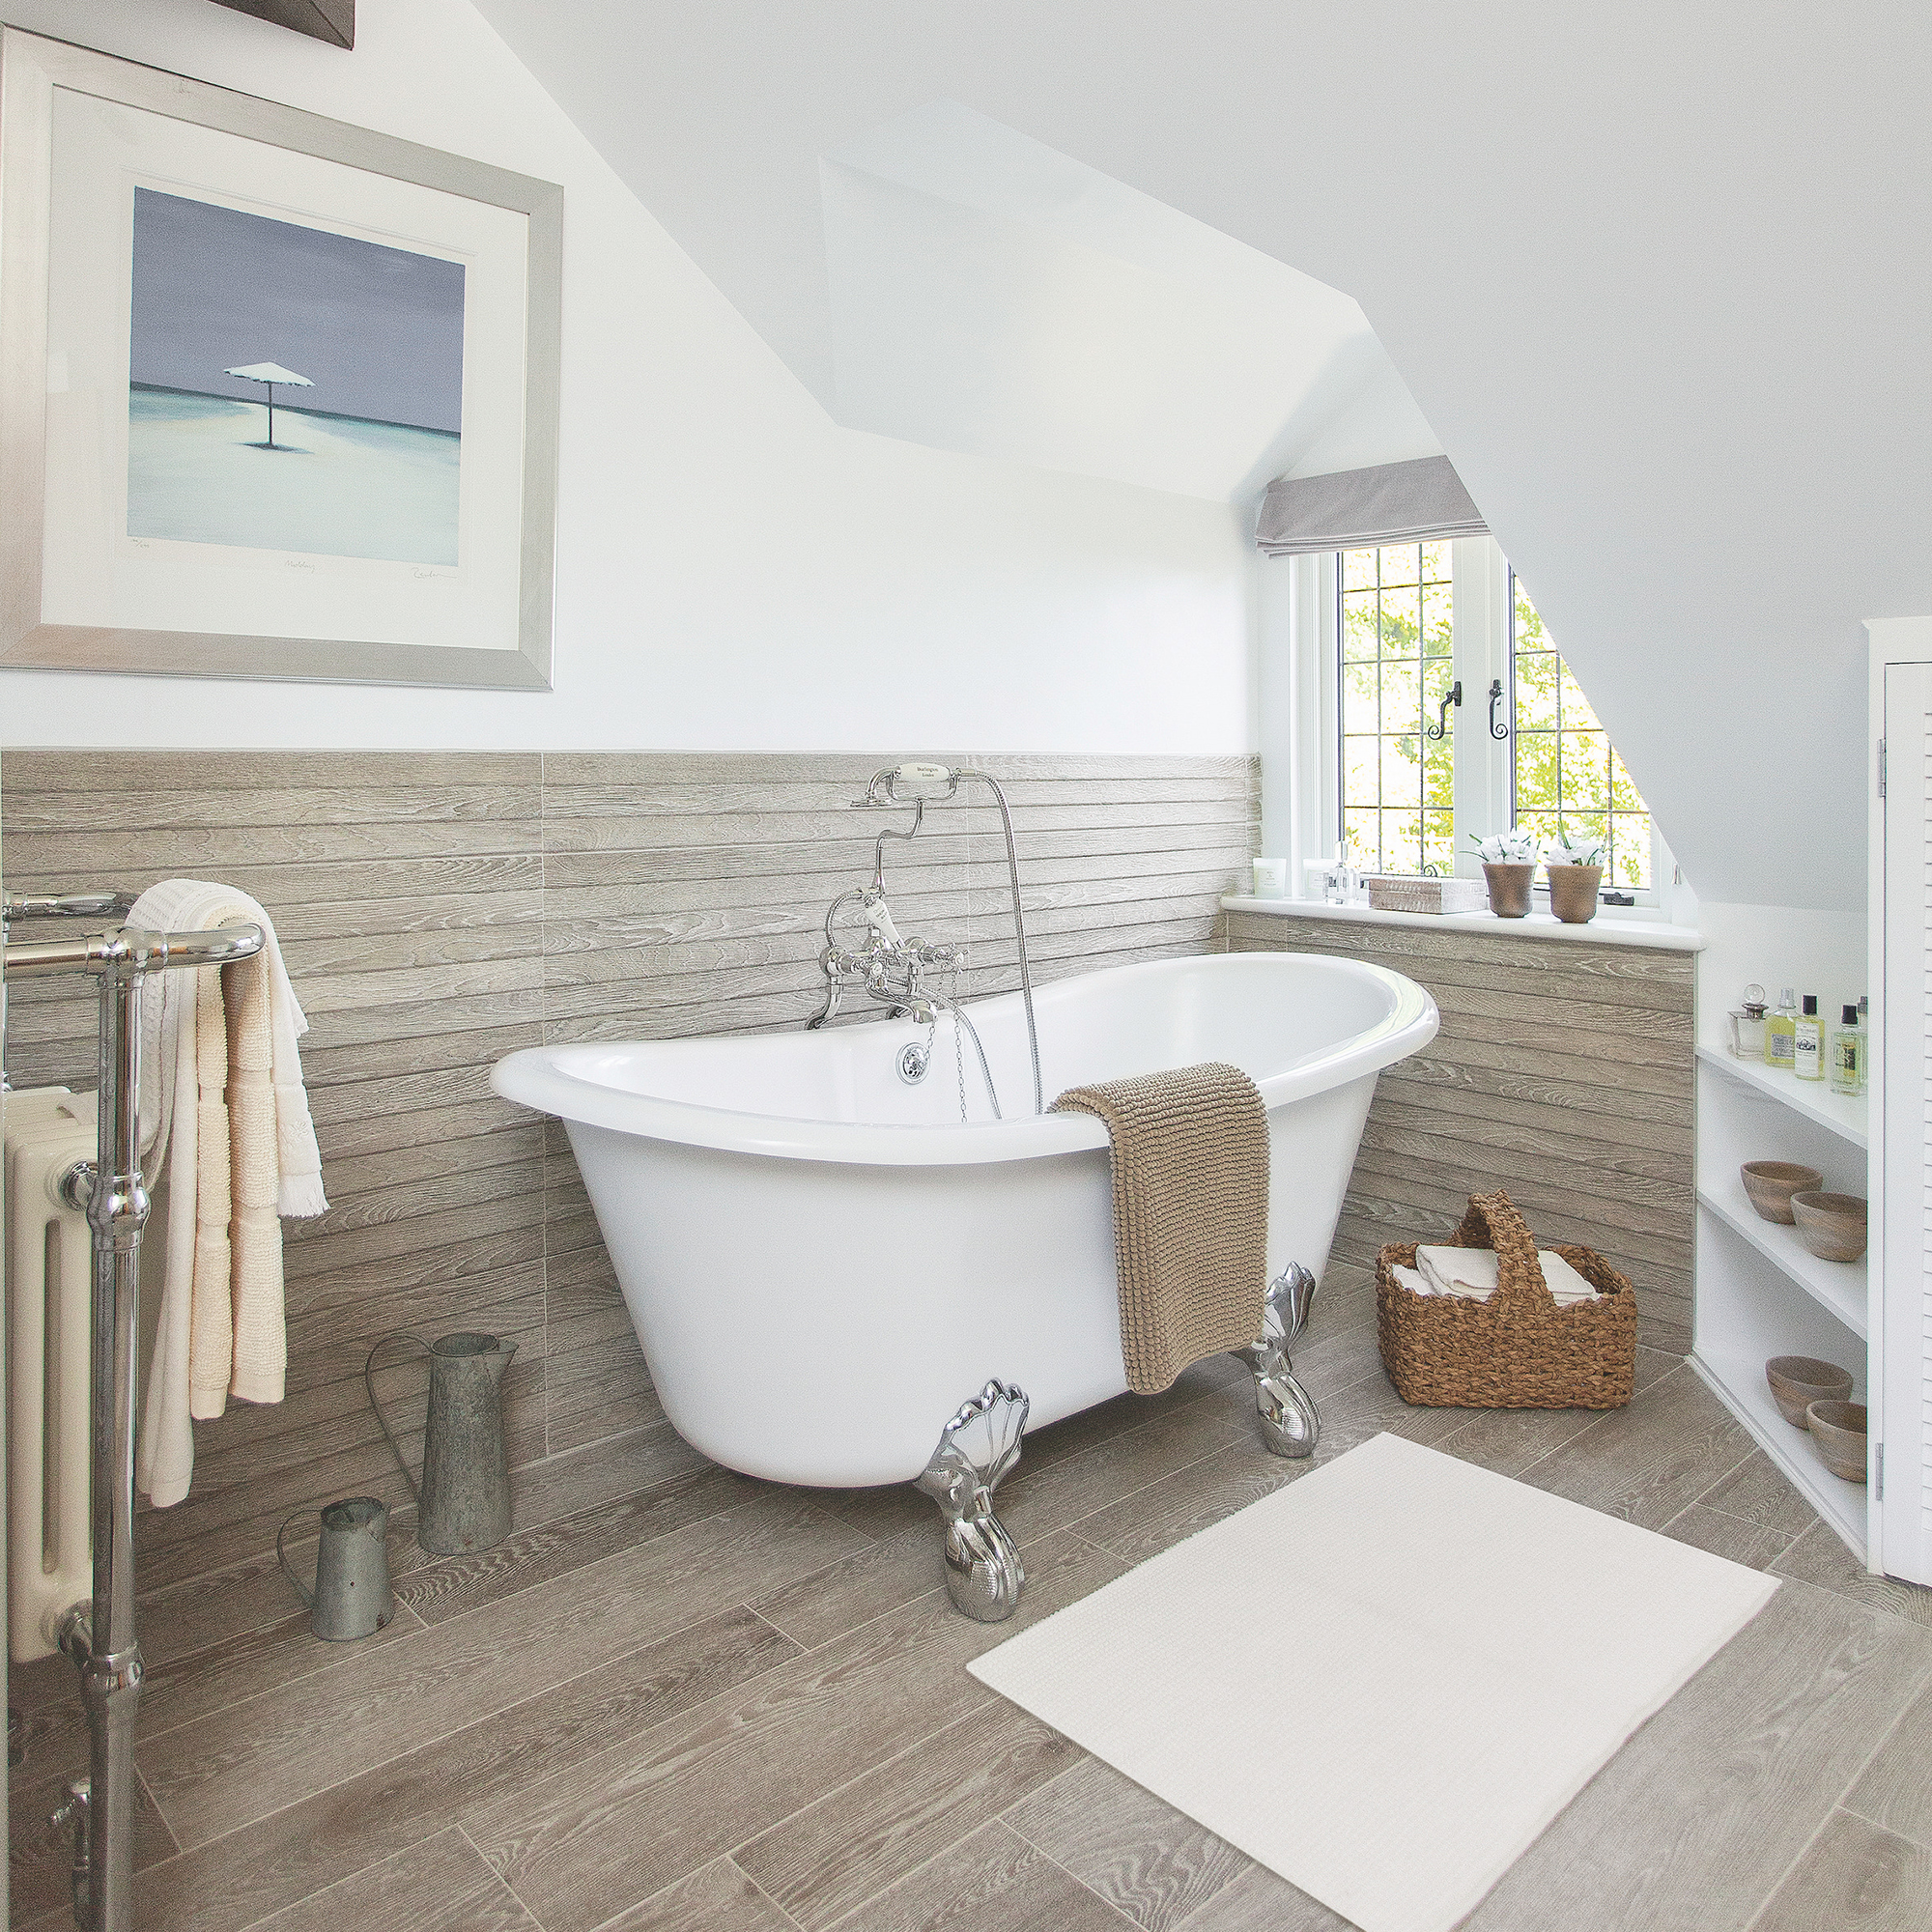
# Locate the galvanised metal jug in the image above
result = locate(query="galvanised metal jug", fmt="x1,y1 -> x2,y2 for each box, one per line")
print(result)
276,1496 -> 394,1641
365,1330 -> 518,1555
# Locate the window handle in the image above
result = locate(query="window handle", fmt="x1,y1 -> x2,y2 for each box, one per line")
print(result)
1425,680 -> 1462,742
1488,678 -> 1510,741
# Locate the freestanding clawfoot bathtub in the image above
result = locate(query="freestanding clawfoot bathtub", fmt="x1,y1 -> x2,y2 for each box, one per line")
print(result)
494,950 -> 1437,1611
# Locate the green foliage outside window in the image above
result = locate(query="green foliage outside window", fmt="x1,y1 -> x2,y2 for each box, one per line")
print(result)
1340,542 -> 1456,875
1510,578 -> 1653,889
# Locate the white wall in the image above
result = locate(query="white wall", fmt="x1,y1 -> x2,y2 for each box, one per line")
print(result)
469,0 -> 1932,911
0,0 -> 1254,753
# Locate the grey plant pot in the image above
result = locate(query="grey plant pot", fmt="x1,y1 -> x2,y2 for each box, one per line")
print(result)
1483,863 -> 1534,919
1547,864 -> 1604,923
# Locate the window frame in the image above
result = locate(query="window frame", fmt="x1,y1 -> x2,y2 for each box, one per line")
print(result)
1261,535 -> 1669,912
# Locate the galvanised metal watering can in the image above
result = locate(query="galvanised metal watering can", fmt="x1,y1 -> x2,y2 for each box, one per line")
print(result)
365,1330 -> 518,1555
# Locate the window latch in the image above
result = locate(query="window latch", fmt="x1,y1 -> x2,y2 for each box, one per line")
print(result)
1488,678 -> 1510,742
1425,680 -> 1462,742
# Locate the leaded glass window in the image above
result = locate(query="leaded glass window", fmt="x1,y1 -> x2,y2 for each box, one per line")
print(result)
1510,576 -> 1654,890
1338,542 -> 1456,876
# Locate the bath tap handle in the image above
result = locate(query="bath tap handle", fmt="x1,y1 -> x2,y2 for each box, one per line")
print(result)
862,894 -> 905,949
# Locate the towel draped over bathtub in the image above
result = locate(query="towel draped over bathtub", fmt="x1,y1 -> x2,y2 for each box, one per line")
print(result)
129,879 -> 327,1508
1051,1061 -> 1269,1394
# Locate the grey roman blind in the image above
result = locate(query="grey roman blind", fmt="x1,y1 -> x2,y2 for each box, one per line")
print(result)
1255,454 -> 1486,556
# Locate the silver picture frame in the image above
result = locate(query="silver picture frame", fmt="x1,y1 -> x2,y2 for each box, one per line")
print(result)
0,28 -> 561,690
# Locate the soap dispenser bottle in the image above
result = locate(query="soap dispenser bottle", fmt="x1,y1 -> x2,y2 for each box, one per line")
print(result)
1832,1004 -> 1867,1094
1764,987 -> 1799,1070
1793,996 -> 1825,1081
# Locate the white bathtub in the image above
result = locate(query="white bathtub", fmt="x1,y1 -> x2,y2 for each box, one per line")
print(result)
492,950 -> 1436,1487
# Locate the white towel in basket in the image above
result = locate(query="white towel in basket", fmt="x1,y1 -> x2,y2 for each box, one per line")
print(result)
1411,1245 -> 1600,1306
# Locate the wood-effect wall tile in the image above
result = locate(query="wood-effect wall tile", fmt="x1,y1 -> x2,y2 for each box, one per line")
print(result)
2,746 -> 1256,1610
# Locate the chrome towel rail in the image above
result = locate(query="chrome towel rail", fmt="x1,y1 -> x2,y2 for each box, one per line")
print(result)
2,904 -> 264,1932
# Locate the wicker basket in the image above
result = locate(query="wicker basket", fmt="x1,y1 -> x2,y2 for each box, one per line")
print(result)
1376,1189 -> 1637,1408
1364,874 -> 1488,915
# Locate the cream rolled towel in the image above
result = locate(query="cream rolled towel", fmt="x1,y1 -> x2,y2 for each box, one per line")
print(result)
188,962 -> 234,1419
132,878 -> 210,1507
223,943 -> 287,1406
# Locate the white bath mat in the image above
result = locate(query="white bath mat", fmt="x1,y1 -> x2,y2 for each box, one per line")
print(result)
970,1432 -> 1776,1932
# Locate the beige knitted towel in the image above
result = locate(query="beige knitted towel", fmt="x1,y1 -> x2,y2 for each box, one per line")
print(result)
1052,1061 -> 1270,1394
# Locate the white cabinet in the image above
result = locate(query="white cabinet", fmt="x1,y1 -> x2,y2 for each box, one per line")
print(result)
1874,631 -> 1932,1585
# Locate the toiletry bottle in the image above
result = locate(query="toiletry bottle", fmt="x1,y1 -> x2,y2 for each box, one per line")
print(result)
1764,987 -> 1799,1070
1793,995 -> 1825,1081
1728,983 -> 1769,1060
1832,1004 -> 1867,1095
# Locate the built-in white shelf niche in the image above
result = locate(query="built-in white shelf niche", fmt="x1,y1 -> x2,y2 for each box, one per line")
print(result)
1691,1046 -> 1869,1559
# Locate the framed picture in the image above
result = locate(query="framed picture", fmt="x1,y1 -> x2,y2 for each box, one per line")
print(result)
0,29 -> 560,689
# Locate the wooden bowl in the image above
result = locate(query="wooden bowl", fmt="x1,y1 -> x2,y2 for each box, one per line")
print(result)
1741,1160 -> 1825,1224
1766,1354 -> 1854,1427
1805,1400 -> 1868,1482
1789,1190 -> 1868,1264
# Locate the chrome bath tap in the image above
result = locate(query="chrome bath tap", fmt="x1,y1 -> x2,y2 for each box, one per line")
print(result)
807,761 -> 1043,1121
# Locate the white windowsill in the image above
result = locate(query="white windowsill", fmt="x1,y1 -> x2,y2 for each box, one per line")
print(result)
1220,895 -> 1704,952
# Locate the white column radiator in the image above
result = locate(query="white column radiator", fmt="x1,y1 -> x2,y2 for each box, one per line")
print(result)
5,1086 -> 98,1662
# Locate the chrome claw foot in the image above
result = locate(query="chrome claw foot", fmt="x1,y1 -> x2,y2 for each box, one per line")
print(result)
916,1379 -> 1030,1622
1245,1264 -> 1320,1459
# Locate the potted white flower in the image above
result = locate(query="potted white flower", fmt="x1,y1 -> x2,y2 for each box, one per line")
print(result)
1546,830 -> 1607,923
1468,828 -> 1542,919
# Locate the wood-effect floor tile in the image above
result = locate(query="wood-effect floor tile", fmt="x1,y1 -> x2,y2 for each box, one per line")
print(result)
246,1826 -> 540,1931
141,1494 -> 863,1848
117,1605 -> 794,1932
1070,1436 -> 1312,1565
828,1820 -> 1134,1932
1661,1503 -> 1795,1570
749,1520 -> 952,1653
465,1530 -> 1124,1932
1462,1578 -> 1932,1932
1749,1809 -> 1932,1931
1772,1525 -> 1932,1633
1431,1403 -> 1604,1478
1166,1862 -> 1353,1930
1018,1355 -> 1249,1476
994,1403 -> 1249,1546
392,1462 -> 756,1627
1005,1757 -> 1252,1931
1696,1449 -> 1821,1542
597,1859 -> 801,1932
1844,1670 -> 1932,1850
1518,1364 -> 1751,1530
734,1700 -> 1080,1929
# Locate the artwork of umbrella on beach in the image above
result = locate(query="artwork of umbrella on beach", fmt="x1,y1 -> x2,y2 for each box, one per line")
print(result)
127,187 -> 467,566
221,361 -> 313,449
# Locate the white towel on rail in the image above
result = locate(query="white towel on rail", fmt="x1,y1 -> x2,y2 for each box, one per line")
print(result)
129,880 -> 327,1507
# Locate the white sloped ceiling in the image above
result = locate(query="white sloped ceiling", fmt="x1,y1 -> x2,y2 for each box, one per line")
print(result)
473,0 -> 1932,910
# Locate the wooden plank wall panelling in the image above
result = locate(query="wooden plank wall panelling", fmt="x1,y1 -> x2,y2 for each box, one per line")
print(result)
0,748 -> 1257,1593
1226,911 -> 1696,1350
